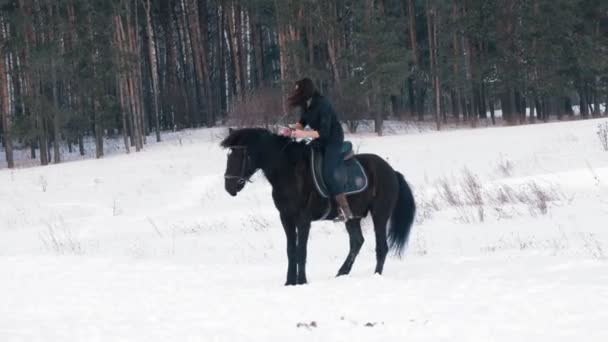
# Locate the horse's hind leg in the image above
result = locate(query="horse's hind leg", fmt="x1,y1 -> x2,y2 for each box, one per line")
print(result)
371,208 -> 390,275
337,219 -> 364,277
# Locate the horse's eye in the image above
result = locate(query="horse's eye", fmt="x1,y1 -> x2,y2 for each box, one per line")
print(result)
227,149 -> 233,155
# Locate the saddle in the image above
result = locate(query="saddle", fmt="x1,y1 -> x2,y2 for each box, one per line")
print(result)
311,141 -> 368,199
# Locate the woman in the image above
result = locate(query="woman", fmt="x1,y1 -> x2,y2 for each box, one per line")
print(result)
284,78 -> 354,222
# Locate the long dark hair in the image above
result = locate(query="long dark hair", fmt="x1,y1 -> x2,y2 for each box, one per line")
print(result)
287,78 -> 318,111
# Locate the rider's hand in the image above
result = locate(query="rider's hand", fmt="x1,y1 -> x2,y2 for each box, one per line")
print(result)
291,129 -> 308,139
279,127 -> 292,137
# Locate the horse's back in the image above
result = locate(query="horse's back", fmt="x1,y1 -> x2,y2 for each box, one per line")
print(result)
354,153 -> 400,189
354,153 -> 396,173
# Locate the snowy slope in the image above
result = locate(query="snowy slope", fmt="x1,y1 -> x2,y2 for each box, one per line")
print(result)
1,119 -> 608,341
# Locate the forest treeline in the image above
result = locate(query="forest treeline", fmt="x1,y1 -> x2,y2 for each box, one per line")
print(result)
0,0 -> 607,168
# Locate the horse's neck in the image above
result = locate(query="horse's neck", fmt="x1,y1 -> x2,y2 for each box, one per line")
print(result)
262,143 -> 309,189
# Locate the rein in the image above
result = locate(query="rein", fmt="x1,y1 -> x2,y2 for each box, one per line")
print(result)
279,139 -> 293,154
224,145 -> 253,185
224,136 -> 299,184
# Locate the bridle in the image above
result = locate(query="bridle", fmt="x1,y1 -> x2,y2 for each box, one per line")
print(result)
224,138 -> 293,185
224,145 -> 254,185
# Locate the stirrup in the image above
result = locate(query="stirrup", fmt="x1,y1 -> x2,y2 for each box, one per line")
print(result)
333,208 -> 354,222
333,212 -> 346,223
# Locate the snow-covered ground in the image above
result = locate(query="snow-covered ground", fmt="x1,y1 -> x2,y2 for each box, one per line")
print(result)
1,119 -> 608,341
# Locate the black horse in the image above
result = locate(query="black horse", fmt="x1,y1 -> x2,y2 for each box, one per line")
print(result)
221,128 -> 415,285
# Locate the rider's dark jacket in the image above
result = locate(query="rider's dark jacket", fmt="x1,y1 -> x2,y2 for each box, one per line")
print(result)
298,93 -> 344,146
298,93 -> 345,195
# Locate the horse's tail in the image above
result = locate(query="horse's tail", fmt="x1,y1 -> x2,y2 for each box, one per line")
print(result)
387,171 -> 416,256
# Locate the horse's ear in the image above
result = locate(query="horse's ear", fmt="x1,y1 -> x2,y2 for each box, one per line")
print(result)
228,127 -> 234,134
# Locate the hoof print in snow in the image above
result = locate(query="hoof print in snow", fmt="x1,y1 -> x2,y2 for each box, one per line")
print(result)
296,321 -> 317,330
364,322 -> 383,327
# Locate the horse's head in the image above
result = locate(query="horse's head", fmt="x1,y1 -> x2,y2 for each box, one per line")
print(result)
220,127 -> 271,196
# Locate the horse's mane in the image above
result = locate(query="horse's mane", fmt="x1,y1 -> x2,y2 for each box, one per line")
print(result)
220,128 -> 275,149
220,128 -> 307,169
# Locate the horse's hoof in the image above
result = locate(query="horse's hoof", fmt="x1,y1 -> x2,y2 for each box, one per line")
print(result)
336,268 -> 350,277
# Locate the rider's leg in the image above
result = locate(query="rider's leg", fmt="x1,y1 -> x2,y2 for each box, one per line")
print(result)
323,144 -> 353,221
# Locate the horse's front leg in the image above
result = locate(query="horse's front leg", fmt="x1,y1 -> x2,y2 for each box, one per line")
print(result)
280,213 -> 297,286
295,217 -> 311,285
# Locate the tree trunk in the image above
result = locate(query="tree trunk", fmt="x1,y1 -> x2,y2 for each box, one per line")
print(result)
218,4 -> 227,114
534,97 -> 543,122
51,64 -> 61,163
529,94 -> 536,123
450,90 -> 457,119
500,90 -> 515,124
251,8 -> 265,87
37,101 -> 50,166
564,96 -> 574,117
175,0 -> 197,127
463,10 -> 476,125
276,19 -> 289,114
593,77 -> 601,116
144,0 -> 161,141
19,0 -> 49,165
117,3 -> 142,151
406,0 -> 420,119
579,85 -> 588,118
373,82 -> 383,136
406,0 -> 418,66
407,78 -> 416,118
235,3 -> 247,94
78,134 -> 84,156
0,17 -> 13,168
93,97 -> 104,159
286,12 -> 303,78
327,37 -> 341,87
114,13 -> 131,153
427,3 -> 441,130
0,71 -> 13,169
185,0 -> 207,125
44,0 -> 61,164
433,10 -> 442,128
128,0 -> 145,149
197,0 -> 215,125
85,3 -> 103,158
509,88 -> 517,123
160,1 -> 179,128
114,13 -> 130,153
547,97 -> 555,122
227,2 -> 243,100
37,0 -> 61,164
306,17 -> 314,69
120,76 -> 131,154
326,2 -> 340,87
451,3 -> 462,120
133,1 -> 147,143
479,81 -> 487,120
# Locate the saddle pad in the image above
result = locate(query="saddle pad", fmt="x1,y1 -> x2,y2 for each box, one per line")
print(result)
311,148 -> 368,199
